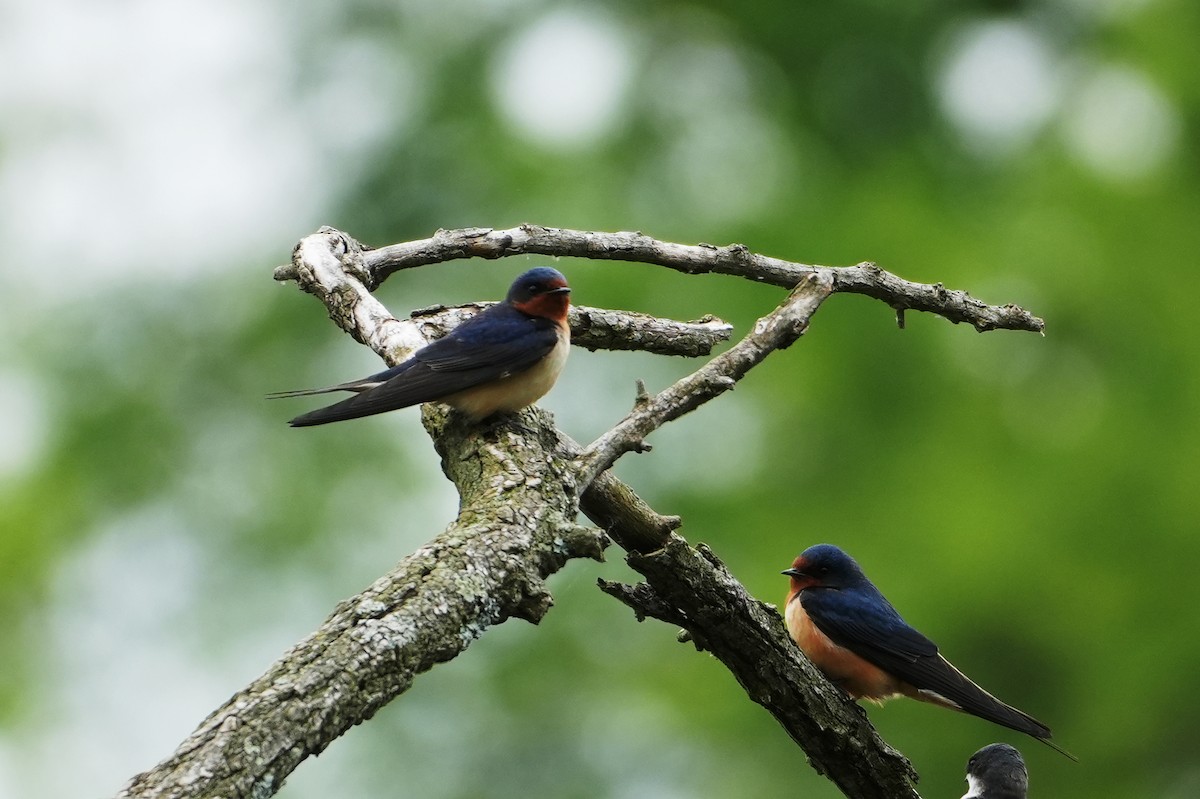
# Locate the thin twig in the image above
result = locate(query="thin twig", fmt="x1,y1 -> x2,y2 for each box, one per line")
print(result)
573,272 -> 833,492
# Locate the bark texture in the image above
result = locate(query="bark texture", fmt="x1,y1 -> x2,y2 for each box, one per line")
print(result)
119,407 -> 604,799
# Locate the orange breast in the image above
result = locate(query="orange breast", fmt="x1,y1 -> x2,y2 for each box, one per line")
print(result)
784,594 -> 905,702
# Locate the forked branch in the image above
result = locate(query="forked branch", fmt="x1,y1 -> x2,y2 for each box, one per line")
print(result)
120,225 -> 1044,799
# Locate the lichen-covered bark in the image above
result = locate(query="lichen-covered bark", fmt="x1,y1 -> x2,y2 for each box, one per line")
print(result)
117,406 -> 605,799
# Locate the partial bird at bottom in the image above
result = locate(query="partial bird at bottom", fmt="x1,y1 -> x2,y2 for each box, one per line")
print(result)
963,743 -> 1029,799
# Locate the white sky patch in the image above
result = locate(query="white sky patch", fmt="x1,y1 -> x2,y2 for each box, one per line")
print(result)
1061,63 -> 1179,183
489,10 -> 635,149
0,369 -> 48,481
0,509 -> 223,798
935,20 -> 1061,154
0,0 -> 406,305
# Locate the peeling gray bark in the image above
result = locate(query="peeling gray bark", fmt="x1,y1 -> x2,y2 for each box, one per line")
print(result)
120,226 -> 1046,799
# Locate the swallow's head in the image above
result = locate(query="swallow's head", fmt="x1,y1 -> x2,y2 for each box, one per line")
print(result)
507,267 -> 571,321
781,544 -> 865,591
964,743 -> 1028,798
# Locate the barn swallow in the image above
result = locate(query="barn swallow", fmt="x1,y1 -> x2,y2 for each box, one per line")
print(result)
270,267 -> 571,426
963,743 -> 1029,799
782,544 -> 1073,758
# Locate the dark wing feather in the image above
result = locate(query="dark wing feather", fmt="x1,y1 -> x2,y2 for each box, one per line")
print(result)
413,307 -> 558,375
801,586 -> 937,665
266,362 -> 414,399
288,307 -> 558,426
801,587 -> 1058,744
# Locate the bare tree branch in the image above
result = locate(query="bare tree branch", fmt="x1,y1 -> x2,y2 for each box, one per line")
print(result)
568,306 -> 732,356
276,228 -> 733,363
301,224 -> 1043,333
123,225 -> 1045,799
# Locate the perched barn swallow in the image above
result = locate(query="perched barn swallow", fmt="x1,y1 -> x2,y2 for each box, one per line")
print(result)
271,267 -> 571,426
963,743 -> 1029,799
782,544 -> 1073,758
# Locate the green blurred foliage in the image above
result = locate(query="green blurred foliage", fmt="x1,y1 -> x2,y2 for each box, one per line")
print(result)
2,0 -> 1198,797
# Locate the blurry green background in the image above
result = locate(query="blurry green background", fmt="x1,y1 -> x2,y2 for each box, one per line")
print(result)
1,0 -> 1196,797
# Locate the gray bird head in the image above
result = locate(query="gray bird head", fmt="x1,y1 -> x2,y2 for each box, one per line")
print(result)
963,743 -> 1028,799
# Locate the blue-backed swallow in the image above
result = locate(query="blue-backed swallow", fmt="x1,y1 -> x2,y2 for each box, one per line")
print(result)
963,743 -> 1029,799
270,267 -> 571,426
782,544 -> 1073,758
